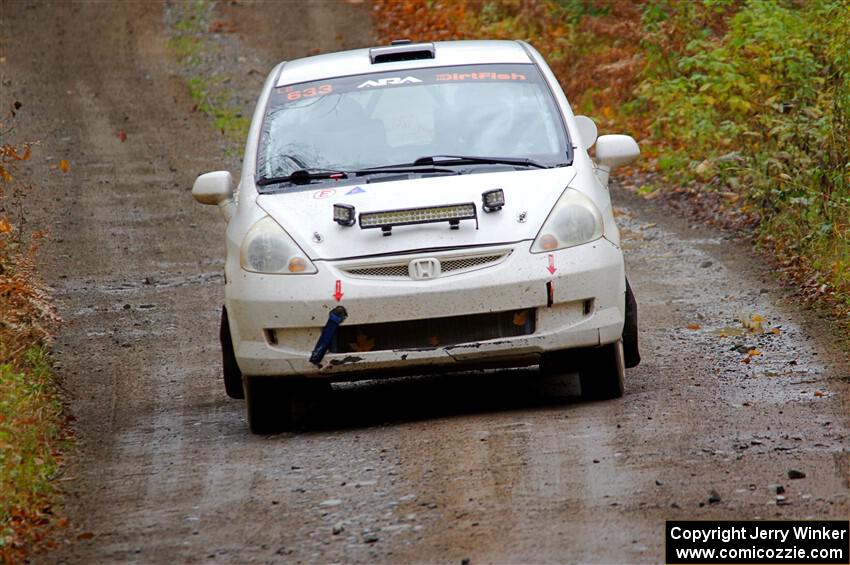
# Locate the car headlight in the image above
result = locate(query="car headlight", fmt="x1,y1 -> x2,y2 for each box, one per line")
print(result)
240,216 -> 317,274
530,189 -> 604,253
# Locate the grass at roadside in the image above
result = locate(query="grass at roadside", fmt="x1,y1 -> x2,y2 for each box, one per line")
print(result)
166,0 -> 250,149
0,348 -> 67,560
374,0 -> 850,329
0,109 -> 66,561
186,76 -> 250,143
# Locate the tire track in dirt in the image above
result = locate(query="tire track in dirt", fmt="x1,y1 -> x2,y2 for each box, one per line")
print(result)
4,1 -> 231,560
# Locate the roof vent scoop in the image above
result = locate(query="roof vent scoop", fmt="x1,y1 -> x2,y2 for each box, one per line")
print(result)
370,42 -> 436,64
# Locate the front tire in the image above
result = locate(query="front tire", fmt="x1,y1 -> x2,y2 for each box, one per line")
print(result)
220,306 -> 244,399
243,377 -> 330,434
623,279 -> 641,368
244,376 -> 290,434
578,340 -> 625,400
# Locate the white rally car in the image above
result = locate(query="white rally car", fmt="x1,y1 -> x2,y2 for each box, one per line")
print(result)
193,40 -> 641,433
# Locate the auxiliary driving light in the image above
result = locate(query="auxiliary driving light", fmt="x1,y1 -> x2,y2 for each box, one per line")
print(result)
482,189 -> 505,212
333,203 -> 356,226
359,203 -> 478,236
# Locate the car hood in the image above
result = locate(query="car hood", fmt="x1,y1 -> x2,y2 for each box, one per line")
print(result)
256,167 -> 577,261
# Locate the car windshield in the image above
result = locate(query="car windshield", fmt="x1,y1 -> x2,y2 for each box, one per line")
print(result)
257,63 -> 570,188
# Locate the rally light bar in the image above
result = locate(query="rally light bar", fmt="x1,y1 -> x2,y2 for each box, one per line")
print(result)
359,203 -> 478,236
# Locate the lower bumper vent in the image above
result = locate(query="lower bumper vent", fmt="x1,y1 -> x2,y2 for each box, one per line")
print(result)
331,308 -> 536,353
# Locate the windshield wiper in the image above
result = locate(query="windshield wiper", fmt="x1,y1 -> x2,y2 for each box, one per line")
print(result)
412,155 -> 552,169
256,168 -> 348,187
352,164 -> 459,177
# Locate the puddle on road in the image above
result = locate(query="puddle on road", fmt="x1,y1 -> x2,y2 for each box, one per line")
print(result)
616,203 -> 836,411
711,326 -> 747,337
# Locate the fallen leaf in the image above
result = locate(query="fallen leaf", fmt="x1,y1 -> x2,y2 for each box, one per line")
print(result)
208,20 -> 238,33
747,348 -> 762,356
814,390 -> 823,397
58,159 -> 69,173
349,332 -> 374,352
7,143 -> 30,161
512,311 -> 527,326
0,218 -> 11,233
769,327 -> 781,335
116,131 -> 127,142
687,323 -> 701,330
77,532 -> 95,540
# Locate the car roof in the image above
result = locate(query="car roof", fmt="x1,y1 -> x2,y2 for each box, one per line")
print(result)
275,40 -> 534,87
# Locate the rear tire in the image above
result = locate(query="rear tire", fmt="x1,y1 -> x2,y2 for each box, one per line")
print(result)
220,306 -> 244,399
578,340 -> 625,400
623,279 -> 641,368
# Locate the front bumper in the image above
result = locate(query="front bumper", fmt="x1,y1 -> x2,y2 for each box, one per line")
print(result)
226,239 -> 625,378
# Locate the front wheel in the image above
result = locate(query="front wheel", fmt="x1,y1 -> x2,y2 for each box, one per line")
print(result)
220,307 -> 244,399
623,279 -> 641,368
244,376 -> 290,434
578,340 -> 625,400
243,377 -> 330,434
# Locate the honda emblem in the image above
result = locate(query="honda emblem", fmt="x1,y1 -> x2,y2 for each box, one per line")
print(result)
408,258 -> 441,280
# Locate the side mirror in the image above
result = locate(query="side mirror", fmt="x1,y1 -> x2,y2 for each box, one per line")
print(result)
193,171 -> 233,205
192,171 -> 235,221
574,115 -> 598,150
595,135 -> 640,169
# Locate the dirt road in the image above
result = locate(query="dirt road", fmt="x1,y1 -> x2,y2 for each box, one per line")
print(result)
3,1 -> 848,563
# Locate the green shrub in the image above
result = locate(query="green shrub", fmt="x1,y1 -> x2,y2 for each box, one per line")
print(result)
638,0 -> 850,304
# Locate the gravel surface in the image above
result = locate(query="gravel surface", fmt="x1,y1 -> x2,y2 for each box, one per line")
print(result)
3,1 -> 848,563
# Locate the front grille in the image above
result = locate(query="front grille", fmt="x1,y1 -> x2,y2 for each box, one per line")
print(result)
331,308 -> 535,353
442,254 -> 504,272
341,251 -> 510,280
346,264 -> 410,278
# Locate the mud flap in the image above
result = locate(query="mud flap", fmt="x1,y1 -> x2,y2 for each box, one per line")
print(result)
309,306 -> 348,366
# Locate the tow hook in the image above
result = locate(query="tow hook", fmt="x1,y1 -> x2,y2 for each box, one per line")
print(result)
309,306 -> 348,366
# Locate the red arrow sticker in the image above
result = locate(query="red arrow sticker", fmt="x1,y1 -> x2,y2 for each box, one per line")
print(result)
333,280 -> 344,302
547,254 -> 557,275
